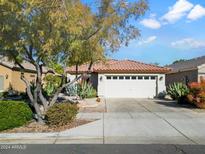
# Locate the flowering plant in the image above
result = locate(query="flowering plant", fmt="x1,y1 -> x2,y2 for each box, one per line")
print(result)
187,77 -> 205,108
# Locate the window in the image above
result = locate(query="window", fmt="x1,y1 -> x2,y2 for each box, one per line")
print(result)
151,76 -> 156,80
30,75 -> 35,78
144,76 -> 149,80
113,76 -> 118,80
131,76 -> 137,80
138,76 -> 143,80
119,76 -> 124,80
106,76 -> 111,80
125,76 -> 130,80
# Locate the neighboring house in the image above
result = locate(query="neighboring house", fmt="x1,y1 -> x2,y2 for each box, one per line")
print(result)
66,59 -> 170,98
166,56 -> 205,86
0,58 -> 49,92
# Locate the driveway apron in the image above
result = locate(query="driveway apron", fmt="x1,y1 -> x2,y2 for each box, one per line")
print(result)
104,98 -> 205,144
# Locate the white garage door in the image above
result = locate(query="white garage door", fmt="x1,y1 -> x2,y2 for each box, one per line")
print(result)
104,75 -> 157,98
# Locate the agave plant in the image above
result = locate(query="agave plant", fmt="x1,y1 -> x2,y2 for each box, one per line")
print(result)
65,83 -> 78,96
167,82 -> 189,101
77,81 -> 96,99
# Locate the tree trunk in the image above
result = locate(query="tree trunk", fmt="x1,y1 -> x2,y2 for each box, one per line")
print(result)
21,73 -> 44,123
75,63 -> 78,78
34,64 -> 47,122
21,65 -> 47,123
39,89 -> 49,112
21,75 -> 34,105
33,94 -> 44,124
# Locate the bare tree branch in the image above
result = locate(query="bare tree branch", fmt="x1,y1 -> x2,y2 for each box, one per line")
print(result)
87,60 -> 93,73
21,75 -> 34,104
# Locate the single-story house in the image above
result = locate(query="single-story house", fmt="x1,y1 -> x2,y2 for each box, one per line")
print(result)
66,59 -> 170,98
166,56 -> 205,86
0,57 -> 49,92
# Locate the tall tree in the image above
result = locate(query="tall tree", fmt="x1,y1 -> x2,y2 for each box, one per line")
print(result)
0,0 -> 148,123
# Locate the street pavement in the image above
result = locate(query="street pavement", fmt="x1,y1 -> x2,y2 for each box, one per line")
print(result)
2,144 -> 205,154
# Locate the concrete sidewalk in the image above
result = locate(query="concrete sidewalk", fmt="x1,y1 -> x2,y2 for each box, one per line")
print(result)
1,98 -> 205,144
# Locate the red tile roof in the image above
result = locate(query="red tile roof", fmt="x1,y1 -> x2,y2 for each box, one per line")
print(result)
66,59 -> 170,74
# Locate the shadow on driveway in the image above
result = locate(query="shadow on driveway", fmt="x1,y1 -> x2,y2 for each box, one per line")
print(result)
153,99 -> 197,109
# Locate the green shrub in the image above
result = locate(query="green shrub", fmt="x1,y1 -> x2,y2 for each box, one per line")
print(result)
45,103 -> 78,126
77,81 -> 97,99
167,83 -> 189,103
0,91 -> 9,98
0,92 -> 4,98
0,101 -> 33,131
43,75 -> 62,96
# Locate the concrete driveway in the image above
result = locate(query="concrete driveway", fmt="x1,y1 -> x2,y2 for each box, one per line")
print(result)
2,98 -> 205,144
77,98 -> 205,144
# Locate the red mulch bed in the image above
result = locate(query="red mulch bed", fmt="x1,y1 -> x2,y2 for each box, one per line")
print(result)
1,119 -> 93,133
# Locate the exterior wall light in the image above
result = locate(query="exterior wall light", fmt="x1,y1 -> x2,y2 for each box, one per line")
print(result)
159,76 -> 163,81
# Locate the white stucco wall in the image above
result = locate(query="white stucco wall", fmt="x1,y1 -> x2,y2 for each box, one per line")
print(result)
198,64 -> 205,81
157,74 -> 166,94
97,74 -> 106,97
67,74 -> 77,82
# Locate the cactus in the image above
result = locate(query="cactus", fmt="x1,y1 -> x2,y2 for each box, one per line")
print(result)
167,83 -> 189,100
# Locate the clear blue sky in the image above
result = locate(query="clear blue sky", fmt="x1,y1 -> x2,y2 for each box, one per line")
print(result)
108,0 -> 205,66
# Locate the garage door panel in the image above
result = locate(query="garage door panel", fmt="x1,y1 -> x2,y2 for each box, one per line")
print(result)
105,76 -> 156,98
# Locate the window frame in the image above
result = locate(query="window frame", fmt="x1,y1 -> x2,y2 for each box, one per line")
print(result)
106,76 -> 112,80
144,76 -> 150,80
138,76 -> 143,80
125,76 -> 131,80
119,76 -> 124,80
150,76 -> 156,80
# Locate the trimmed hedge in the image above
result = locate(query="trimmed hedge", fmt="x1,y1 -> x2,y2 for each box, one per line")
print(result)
0,101 -> 33,131
45,103 -> 78,126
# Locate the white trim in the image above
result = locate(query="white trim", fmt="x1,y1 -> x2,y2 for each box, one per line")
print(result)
198,63 -> 205,69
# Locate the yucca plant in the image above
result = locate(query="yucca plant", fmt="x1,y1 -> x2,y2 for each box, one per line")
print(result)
167,83 -> 189,102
